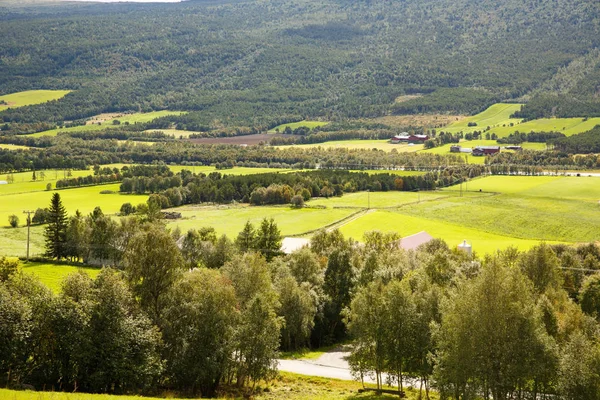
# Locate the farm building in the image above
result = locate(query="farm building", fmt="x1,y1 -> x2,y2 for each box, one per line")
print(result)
281,237 -> 310,254
472,146 -> 500,156
505,145 -> 522,151
396,231 -> 434,251
390,133 -> 429,144
450,145 -> 472,153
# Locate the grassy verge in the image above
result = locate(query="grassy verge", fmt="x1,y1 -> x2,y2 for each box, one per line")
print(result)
0,372 -> 437,400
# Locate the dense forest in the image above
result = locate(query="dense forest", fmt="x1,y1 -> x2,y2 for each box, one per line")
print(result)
0,0 -> 599,131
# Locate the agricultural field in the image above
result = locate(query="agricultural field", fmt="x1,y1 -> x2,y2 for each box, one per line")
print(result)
166,205 -> 357,238
0,183 -> 147,257
28,111 -> 185,137
335,175 -> 600,254
269,120 -> 329,133
0,90 -> 71,111
20,261 -> 101,293
0,144 -> 31,150
441,103 -> 600,137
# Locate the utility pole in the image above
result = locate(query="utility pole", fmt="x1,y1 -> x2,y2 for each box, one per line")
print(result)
22,210 -> 33,262
367,190 -> 370,210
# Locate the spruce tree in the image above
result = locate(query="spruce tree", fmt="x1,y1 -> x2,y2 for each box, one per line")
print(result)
44,193 -> 68,260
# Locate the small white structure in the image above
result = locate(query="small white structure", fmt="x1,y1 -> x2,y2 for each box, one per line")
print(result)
458,240 -> 472,255
281,237 -> 310,254
0,180 -> 7,185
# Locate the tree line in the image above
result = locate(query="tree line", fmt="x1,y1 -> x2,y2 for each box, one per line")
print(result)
120,167 -> 485,209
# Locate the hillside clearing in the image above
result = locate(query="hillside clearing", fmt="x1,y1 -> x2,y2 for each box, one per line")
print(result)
0,90 -> 71,111
27,111 -> 186,137
269,120 -> 329,133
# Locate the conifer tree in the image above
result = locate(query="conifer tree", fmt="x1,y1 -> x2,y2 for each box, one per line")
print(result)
44,193 -> 68,260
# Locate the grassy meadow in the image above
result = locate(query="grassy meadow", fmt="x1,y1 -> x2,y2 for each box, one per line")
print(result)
20,261 -> 101,293
0,372 -> 434,400
166,205 -> 357,238
0,90 -> 71,111
269,120 -> 329,133
0,144 -> 31,150
441,103 -> 600,137
28,111 -> 185,137
334,175 -> 600,254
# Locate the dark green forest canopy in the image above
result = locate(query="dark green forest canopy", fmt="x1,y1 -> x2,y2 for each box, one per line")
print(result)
0,0 -> 599,127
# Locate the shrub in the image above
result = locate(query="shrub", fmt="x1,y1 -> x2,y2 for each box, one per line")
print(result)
291,194 -> 304,208
8,214 -> 19,228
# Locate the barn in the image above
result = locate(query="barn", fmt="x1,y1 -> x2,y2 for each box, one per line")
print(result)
472,146 -> 500,156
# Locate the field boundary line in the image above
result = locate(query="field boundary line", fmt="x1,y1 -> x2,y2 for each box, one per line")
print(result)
286,208 -> 369,237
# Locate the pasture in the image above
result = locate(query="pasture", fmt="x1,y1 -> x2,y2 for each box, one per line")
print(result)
166,205 -> 357,238
0,90 -> 71,111
20,261 -> 101,293
335,175 -> 600,254
28,111 -> 185,137
441,103 -> 600,137
0,183 -> 147,257
269,120 -> 329,132
0,144 -> 31,150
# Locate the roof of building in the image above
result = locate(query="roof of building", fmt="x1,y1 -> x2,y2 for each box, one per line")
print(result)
397,231 -> 434,251
474,146 -> 500,150
281,237 -> 310,254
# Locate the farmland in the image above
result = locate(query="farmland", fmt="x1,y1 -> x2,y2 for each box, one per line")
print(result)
0,90 -> 71,112
2,172 -> 599,258
441,103 -> 600,137
27,111 -> 185,137
20,261 -> 101,293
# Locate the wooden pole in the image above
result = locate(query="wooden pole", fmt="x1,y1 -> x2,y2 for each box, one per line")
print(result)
22,210 -> 33,261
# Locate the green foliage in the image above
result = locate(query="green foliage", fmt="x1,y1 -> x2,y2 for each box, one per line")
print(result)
434,255 -> 558,399
553,125 -> 600,154
255,218 -> 282,261
580,274 -> 600,320
162,268 -> 239,397
8,214 -> 19,228
43,193 -> 68,260
123,224 -> 184,324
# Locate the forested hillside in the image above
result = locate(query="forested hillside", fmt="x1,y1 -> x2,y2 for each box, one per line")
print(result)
0,0 -> 598,129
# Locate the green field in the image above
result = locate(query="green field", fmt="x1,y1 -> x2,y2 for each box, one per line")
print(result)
270,120 -> 329,133
334,176 -> 600,254
0,183 -> 147,257
20,261 -> 101,293
307,191 -> 446,209
166,205 -> 357,238
0,90 -> 71,111
0,144 -> 31,150
441,103 -> 600,137
28,111 -> 185,137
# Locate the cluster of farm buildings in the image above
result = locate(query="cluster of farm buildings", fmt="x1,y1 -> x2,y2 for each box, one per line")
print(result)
389,133 -> 521,156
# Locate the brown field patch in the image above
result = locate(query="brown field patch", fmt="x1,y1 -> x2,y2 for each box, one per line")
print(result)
189,133 -> 294,145
373,114 -> 466,129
